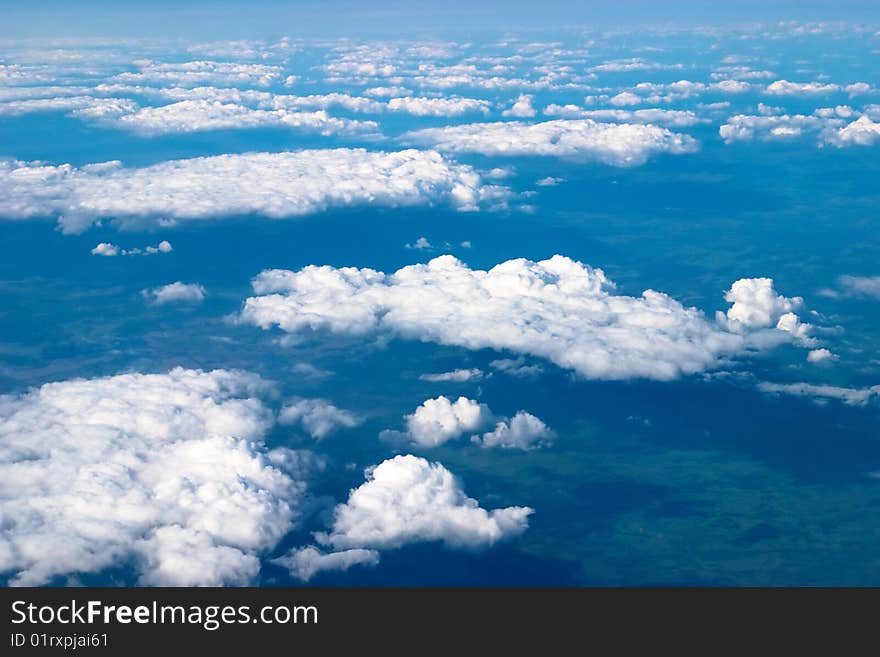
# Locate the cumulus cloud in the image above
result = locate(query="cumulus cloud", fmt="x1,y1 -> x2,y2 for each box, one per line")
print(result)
315,455 -> 533,550
543,105 -> 703,127
105,100 -> 379,137
807,348 -> 837,363
472,411 -> 555,450
719,107 -> 854,144
402,119 -> 699,166
239,255 -> 808,381
394,396 -> 492,447
765,80 -> 840,96
142,282 -> 206,304
387,96 -> 491,117
271,546 -> 379,581
502,94 -> 537,118
418,368 -> 484,382
825,116 -> 880,147
0,149 -> 499,232
110,60 -> 282,87
90,242 -> 119,256
535,176 -> 564,186
720,277 -> 804,330
279,398 -> 360,439
0,368 -> 309,586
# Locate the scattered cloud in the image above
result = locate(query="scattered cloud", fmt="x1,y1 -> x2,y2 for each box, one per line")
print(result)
271,546 -> 379,581
403,119 -> 699,167
418,368 -> 484,382
141,282 -> 206,304
314,455 -> 533,550
279,398 -> 360,439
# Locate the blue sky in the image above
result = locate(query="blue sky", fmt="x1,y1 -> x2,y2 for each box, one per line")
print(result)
1,6 -> 880,586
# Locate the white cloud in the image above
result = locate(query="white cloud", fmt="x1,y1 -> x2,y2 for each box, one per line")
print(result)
107,100 -> 379,136
472,411 -> 555,450
405,236 -> 432,250
271,546 -> 379,581
110,60 -> 282,87
403,119 -> 699,167
91,240 -> 172,257
398,396 -> 492,447
719,110 -> 847,143
387,96 -> 491,117
825,116 -> 880,147
720,277 -> 804,331
240,255 -> 802,381
90,242 -> 119,256
279,398 -> 360,439
142,282 -> 206,304
502,94 -> 537,118
807,348 -> 837,363
0,368 -> 309,586
836,275 -> 880,298
315,455 -> 533,550
758,382 -> 880,406
0,149 -> 499,233
363,86 -> 413,98
418,368 -> 484,383
544,104 -> 703,127
589,58 -> 683,73
765,80 -> 840,96
535,176 -> 564,187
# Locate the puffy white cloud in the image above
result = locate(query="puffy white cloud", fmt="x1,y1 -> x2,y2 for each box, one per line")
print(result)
403,119 -> 699,167
502,94 -> 537,118
418,368 -> 484,382
142,282 -> 206,304
0,96 -> 137,117
399,396 -> 492,447
825,116 -> 880,147
239,254 -> 792,381
315,455 -> 533,550
535,176 -> 564,186
0,149 -> 498,232
472,411 -> 555,450
363,86 -> 413,98
106,100 -> 379,136
0,368 -> 308,586
765,80 -> 840,96
90,242 -> 119,256
758,382 -> 880,406
807,348 -> 837,363
387,96 -> 491,117
271,546 -> 379,581
279,398 -> 360,439
719,109 -> 849,143
110,60 -> 282,87
544,104 -> 703,127
720,277 -> 804,331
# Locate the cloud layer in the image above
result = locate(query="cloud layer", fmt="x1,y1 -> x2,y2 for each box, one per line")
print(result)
0,149 -> 497,232
403,119 -> 699,166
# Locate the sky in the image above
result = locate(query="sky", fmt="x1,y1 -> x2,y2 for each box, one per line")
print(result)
1,3 -> 880,587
